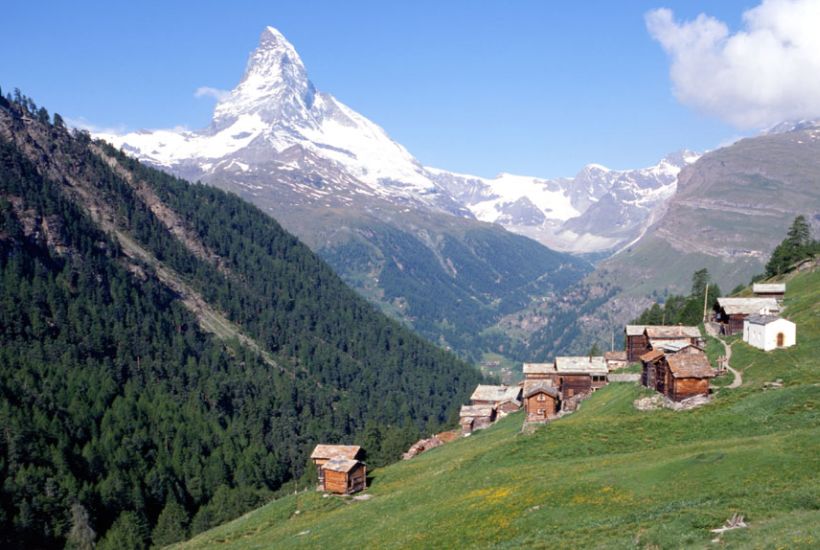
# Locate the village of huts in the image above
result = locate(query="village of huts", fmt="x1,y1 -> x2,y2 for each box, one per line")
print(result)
310,280 -> 799,487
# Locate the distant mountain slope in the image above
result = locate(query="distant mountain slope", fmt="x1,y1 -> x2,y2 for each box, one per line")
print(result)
600,123 -> 820,299
427,150 -> 698,253
175,268 -> 820,549
521,124 -> 820,356
0,94 -> 482,547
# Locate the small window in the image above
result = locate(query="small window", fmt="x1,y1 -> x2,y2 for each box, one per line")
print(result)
537,408 -> 545,415
537,394 -> 546,402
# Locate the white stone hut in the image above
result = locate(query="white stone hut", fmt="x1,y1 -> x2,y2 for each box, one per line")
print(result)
743,314 -> 796,351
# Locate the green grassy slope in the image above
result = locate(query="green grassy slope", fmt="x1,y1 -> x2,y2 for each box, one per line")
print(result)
177,270 -> 820,549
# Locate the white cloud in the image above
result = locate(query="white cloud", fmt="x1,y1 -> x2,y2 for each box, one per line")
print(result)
646,0 -> 820,128
194,86 -> 230,102
64,116 -> 127,135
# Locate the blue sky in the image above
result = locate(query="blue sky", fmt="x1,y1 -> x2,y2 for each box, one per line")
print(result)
0,1 -> 796,177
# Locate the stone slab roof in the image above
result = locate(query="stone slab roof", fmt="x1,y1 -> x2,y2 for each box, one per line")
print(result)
746,314 -> 793,326
522,362 -> 554,375
554,356 -> 608,374
310,445 -> 362,460
459,405 -> 494,418
716,297 -> 779,315
752,283 -> 785,293
604,351 -> 627,361
644,325 -> 702,339
625,325 -> 646,336
470,384 -> 522,403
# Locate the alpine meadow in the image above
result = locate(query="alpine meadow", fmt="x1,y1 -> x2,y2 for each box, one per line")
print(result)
1,1 -> 819,548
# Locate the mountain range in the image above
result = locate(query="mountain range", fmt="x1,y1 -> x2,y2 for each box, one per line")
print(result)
95,27 -> 705,366
100,27 -> 700,256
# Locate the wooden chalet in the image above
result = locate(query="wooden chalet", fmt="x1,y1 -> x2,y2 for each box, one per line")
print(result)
523,380 -> 560,422
714,297 -> 780,335
321,458 -> 367,495
752,283 -> 786,301
625,325 -> 650,362
459,405 -> 495,435
662,353 -> 716,401
640,349 -> 665,389
644,325 -> 704,349
470,384 -> 522,415
310,444 -> 363,486
552,356 -> 608,398
642,349 -> 715,401
604,350 -> 628,371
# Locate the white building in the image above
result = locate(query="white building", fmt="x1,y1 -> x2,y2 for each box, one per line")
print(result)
743,314 -> 796,351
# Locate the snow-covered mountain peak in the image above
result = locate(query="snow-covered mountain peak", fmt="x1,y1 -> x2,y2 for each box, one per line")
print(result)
212,26 -> 314,130
96,25 -> 702,256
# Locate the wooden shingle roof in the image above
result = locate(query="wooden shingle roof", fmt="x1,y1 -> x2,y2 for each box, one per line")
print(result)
666,353 -> 715,379
640,349 -> 665,363
322,458 -> 362,473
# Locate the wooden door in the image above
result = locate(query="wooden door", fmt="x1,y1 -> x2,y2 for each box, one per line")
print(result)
777,332 -> 784,347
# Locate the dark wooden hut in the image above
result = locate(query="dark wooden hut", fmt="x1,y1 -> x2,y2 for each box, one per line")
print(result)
310,445 -> 362,486
321,458 -> 367,495
662,353 -> 716,401
523,380 -> 560,422
625,325 -> 650,362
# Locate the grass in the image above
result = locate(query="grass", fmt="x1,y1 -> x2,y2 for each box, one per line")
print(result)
174,270 -> 820,549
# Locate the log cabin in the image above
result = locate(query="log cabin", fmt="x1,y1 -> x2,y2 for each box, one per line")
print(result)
523,380 -> 560,422
625,325 -> 650,362
459,405 -> 495,435
661,352 -> 716,401
321,458 -> 367,495
310,444 -> 363,486
552,356 -> 608,398
752,283 -> 786,301
714,297 -> 780,335
640,349 -> 665,389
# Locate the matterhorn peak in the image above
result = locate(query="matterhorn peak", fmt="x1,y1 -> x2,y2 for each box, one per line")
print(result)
212,26 -> 316,130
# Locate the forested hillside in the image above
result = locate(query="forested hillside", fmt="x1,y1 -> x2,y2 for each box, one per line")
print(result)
0,91 -> 482,548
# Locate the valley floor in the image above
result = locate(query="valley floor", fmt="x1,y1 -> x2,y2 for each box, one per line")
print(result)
174,271 -> 820,549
